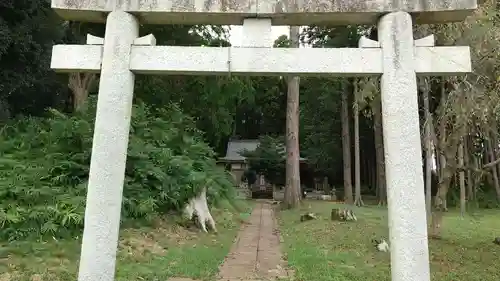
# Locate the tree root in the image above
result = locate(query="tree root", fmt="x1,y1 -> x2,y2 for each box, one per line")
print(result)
183,187 -> 217,233
377,200 -> 387,206
354,198 -> 365,207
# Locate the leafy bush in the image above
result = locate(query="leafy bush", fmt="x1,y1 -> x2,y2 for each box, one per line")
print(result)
447,181 -> 499,209
0,97 -> 235,240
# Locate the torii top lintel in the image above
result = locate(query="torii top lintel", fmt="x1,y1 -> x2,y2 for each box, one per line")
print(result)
53,0 -> 477,25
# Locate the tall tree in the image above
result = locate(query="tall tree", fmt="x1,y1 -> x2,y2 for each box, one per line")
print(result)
341,80 -> 354,204
284,26 -> 301,209
419,77 -> 433,221
60,21 -> 105,112
372,92 -> 386,206
353,79 -> 364,206
0,0 -> 69,116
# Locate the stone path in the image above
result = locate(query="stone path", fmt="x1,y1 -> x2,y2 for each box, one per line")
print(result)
169,202 -> 290,281
216,201 -> 290,281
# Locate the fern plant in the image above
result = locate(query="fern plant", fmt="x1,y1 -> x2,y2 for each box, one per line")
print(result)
0,97 -> 235,240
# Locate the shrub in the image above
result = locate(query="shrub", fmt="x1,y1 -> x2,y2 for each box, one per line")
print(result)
241,135 -> 286,186
0,98 -> 235,240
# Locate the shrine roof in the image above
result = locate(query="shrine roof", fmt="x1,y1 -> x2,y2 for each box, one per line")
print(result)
219,139 -> 307,162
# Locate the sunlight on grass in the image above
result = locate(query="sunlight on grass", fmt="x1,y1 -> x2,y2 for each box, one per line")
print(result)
0,200 -> 253,281
277,201 -> 500,281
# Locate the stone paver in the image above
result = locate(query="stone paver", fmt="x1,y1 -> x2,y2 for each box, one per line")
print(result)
217,202 -> 289,281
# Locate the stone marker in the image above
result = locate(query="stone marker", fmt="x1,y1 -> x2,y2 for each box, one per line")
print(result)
49,1 -> 476,281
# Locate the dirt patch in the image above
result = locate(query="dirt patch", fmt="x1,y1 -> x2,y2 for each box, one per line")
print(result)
216,202 -> 292,280
120,234 -> 166,256
0,273 -> 11,281
0,272 -> 22,281
30,274 -> 42,281
119,220 -> 199,258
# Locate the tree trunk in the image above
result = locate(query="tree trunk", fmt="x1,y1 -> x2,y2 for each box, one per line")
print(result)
341,81 -> 354,204
486,136 -> 500,201
437,84 -> 448,212
430,168 -> 452,238
283,26 -> 301,209
459,138 -> 466,217
69,73 -> 95,112
464,136 -> 474,201
429,118 -> 440,179
366,155 -> 374,194
490,125 -> 500,183
353,80 -> 364,206
438,153 -> 447,211
458,90 -> 467,217
421,78 -> 432,222
373,94 -> 386,205
431,82 -> 448,238
472,155 -> 481,202
323,177 -> 330,194
489,124 -> 500,202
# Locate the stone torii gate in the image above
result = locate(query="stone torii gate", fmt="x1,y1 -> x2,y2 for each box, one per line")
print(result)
50,1 -> 476,281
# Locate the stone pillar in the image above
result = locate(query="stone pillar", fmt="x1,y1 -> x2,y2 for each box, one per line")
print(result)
77,11 -> 139,281
378,11 -> 431,281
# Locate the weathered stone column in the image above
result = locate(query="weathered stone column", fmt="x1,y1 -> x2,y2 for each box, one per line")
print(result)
77,11 -> 139,281
378,11 -> 431,281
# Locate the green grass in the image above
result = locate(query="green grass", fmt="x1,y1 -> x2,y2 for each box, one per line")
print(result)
277,201 -> 500,281
0,200 -> 253,281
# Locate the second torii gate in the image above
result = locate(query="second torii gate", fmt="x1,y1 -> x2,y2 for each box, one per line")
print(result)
49,1 -> 475,281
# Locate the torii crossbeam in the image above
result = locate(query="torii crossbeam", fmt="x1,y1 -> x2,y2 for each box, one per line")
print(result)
51,35 -> 471,76
51,0 -> 477,25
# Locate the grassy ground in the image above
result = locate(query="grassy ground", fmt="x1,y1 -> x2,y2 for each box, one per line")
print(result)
0,200 -> 253,281
277,200 -> 500,281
